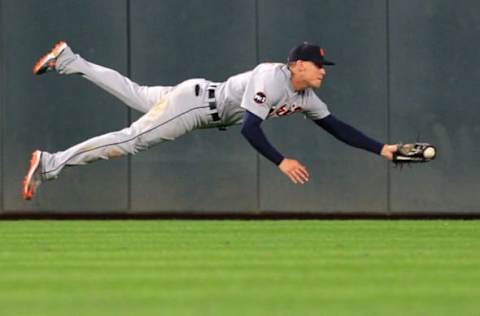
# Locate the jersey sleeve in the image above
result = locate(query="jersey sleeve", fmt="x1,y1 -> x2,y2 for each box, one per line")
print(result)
240,69 -> 282,120
302,89 -> 331,120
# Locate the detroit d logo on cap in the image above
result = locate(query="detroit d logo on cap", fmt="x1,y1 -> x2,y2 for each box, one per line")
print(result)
254,92 -> 267,104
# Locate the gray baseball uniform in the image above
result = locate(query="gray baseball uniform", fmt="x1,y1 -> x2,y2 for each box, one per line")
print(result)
39,45 -> 330,181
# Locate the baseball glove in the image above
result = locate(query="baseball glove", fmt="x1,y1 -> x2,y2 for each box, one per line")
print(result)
393,143 -> 437,163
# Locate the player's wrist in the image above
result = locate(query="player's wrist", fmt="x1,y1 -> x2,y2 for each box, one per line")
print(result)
275,157 -> 285,166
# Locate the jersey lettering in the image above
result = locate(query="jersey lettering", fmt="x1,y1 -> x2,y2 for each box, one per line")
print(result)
269,104 -> 302,117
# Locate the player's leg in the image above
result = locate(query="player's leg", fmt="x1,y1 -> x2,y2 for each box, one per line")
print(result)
22,80 -> 210,200
33,41 -> 172,113
42,100 -> 190,178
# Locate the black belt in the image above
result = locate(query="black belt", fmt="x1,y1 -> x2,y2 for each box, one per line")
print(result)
208,87 -> 220,122
206,84 -> 227,130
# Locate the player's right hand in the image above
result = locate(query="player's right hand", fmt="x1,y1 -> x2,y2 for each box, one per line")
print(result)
380,144 -> 398,161
278,158 -> 309,184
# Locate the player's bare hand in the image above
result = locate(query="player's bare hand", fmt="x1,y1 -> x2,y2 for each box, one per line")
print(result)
278,158 -> 309,184
380,144 -> 398,161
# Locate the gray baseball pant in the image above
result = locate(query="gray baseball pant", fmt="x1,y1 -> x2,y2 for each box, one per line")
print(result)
39,46 -> 215,181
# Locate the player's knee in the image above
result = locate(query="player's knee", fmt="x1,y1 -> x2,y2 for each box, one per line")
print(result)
132,137 -> 149,153
115,127 -> 144,154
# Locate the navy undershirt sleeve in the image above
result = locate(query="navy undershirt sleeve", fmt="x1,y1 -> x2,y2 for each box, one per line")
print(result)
241,111 -> 284,165
314,115 -> 384,155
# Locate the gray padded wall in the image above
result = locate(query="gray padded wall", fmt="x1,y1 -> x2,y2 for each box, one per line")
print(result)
1,0 -> 129,212
258,0 -> 389,212
1,0 -> 479,214
389,0 -> 480,213
0,0 -> 4,211
129,0 -> 258,212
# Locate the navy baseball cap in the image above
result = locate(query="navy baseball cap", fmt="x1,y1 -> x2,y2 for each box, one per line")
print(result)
288,42 -> 335,67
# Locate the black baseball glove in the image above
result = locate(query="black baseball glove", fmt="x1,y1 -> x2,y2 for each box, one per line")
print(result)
393,143 -> 437,163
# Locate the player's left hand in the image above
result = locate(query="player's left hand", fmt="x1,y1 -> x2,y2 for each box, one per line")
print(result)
380,144 -> 398,161
278,158 -> 309,184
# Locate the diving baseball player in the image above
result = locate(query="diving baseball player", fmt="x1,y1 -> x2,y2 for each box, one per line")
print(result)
22,41 -> 398,200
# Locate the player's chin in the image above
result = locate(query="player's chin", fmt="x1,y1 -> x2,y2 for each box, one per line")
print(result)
311,80 -> 322,88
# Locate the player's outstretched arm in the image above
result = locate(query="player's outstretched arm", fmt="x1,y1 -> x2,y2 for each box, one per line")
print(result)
241,111 -> 309,184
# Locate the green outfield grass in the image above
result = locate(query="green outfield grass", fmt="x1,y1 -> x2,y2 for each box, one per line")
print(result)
0,220 -> 479,316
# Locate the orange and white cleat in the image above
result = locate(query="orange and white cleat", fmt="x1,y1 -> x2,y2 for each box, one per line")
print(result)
22,150 -> 43,200
32,41 -> 67,75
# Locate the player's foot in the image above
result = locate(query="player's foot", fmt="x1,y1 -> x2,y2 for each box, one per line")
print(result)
32,41 -> 67,75
22,150 -> 43,200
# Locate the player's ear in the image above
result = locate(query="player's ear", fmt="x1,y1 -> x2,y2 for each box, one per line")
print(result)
288,61 -> 299,73
298,60 -> 306,72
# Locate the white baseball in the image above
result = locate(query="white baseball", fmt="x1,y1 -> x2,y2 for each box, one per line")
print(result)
423,147 -> 436,159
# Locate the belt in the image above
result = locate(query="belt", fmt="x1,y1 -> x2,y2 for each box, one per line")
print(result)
207,84 -> 221,122
206,84 -> 227,131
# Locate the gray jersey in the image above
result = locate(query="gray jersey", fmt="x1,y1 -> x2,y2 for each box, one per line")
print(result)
216,63 -> 330,126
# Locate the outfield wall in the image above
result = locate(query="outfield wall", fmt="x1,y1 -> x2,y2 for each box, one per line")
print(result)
1,0 -> 479,214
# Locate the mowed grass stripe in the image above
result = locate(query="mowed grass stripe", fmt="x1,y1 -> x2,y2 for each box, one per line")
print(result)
0,220 -> 479,316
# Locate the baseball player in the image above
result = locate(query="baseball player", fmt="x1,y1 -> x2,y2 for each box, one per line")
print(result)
22,41 -> 398,200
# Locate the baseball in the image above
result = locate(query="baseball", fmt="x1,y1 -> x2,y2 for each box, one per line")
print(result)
423,147 -> 436,159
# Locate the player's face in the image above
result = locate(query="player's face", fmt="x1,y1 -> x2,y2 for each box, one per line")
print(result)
302,61 -> 326,88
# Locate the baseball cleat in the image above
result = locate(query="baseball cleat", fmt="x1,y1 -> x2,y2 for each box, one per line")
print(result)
22,150 -> 43,200
32,41 -> 67,75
